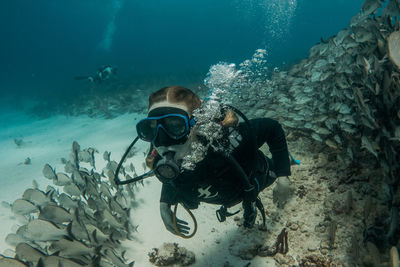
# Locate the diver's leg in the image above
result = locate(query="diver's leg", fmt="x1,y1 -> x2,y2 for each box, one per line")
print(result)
254,156 -> 277,192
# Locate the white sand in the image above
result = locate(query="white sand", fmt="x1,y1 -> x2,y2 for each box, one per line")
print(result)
0,110 -> 276,267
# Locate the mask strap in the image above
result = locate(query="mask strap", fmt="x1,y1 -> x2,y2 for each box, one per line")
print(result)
189,117 -> 196,127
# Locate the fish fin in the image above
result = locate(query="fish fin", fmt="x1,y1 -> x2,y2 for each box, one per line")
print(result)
36,257 -> 46,267
92,229 -> 99,244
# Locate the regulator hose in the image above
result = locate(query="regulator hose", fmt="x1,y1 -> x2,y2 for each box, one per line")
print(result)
172,203 -> 198,239
114,136 -> 155,185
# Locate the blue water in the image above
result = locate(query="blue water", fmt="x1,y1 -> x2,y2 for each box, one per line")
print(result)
0,0 -> 364,106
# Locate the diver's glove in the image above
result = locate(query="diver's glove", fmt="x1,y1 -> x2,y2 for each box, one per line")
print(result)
160,202 -> 190,236
242,186 -> 258,228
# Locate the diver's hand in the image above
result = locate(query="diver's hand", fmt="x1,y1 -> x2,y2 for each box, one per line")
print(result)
242,200 -> 257,228
160,202 -> 190,236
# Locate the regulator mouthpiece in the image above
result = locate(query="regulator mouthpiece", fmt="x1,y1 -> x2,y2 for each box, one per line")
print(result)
154,151 -> 181,183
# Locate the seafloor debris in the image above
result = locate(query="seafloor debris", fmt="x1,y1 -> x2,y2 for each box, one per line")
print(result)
229,231 -> 265,260
328,221 -> 337,249
23,157 -> 31,165
14,138 -> 24,148
1,141 -> 136,266
298,255 -> 344,267
258,227 -> 289,257
296,185 -> 307,199
148,243 -> 195,266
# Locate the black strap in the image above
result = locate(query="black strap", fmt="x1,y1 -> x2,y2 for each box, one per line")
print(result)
255,197 -> 266,228
216,205 -> 240,222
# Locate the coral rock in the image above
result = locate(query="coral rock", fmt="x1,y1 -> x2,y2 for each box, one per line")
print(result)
148,243 -> 195,266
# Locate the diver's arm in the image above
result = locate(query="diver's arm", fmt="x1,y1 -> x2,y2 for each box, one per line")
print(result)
160,202 -> 189,235
250,118 -> 291,177
160,183 -> 178,205
159,185 -> 190,235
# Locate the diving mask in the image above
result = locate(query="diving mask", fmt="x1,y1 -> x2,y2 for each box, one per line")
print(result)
136,107 -> 195,144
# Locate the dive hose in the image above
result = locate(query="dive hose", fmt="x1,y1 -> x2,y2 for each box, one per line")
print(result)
114,136 -> 155,185
172,203 -> 198,239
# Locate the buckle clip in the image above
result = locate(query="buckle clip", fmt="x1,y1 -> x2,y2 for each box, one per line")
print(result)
216,205 -> 240,222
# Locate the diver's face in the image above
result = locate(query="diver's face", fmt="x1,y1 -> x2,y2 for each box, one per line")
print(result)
148,101 -> 193,159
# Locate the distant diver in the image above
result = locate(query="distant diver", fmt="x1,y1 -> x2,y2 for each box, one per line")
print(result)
75,65 -> 117,83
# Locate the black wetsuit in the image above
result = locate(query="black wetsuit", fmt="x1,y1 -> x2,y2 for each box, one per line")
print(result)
160,118 -> 291,209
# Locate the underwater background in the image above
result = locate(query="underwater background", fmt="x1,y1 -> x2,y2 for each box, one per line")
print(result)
1,0 -> 363,108
4,0 -> 400,266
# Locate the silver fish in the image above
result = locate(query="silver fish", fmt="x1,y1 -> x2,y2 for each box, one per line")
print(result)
63,183 -> 81,197
72,170 -> 85,187
100,183 -> 112,199
103,248 -> 134,267
0,257 -> 27,267
85,180 -> 99,197
58,193 -> 78,210
64,160 -> 76,173
78,150 -> 91,163
72,141 -> 80,154
86,224 -> 109,244
18,219 -> 67,242
55,172 -> 70,186
5,233 -> 26,246
38,205 -> 73,224
103,151 -> 111,162
22,188 -> 50,207
361,135 -> 379,158
49,238 -> 94,258
100,209 -> 124,229
109,197 -> 127,218
67,218 -> 89,242
11,199 -> 38,215
40,255 -> 84,267
15,242 -> 45,265
32,180 -> 39,189
42,164 -> 56,180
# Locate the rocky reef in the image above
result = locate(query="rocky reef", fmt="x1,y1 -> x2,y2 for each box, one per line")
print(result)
225,0 -> 400,265
239,0 -> 400,187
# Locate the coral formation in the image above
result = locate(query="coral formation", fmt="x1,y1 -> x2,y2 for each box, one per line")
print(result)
148,243 -> 195,266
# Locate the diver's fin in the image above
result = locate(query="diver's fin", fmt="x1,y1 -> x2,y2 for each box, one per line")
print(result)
289,153 -> 300,165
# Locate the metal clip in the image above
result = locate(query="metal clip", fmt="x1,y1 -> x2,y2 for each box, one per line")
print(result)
216,205 -> 240,222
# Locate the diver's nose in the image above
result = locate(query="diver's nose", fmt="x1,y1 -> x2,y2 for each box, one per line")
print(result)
162,150 -> 176,159
153,127 -> 171,147
153,127 -> 188,147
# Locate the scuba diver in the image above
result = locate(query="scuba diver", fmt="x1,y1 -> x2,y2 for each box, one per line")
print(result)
74,65 -> 117,84
115,86 -> 291,237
